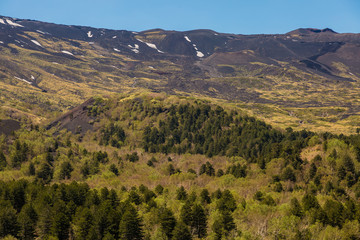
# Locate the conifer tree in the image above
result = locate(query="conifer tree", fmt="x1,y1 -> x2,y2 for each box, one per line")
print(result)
190,204 -> 207,239
172,221 -> 192,240
159,207 -> 176,239
118,204 -> 143,240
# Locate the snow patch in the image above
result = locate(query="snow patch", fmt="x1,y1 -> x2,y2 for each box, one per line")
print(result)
15,76 -> 32,84
0,41 -> 3,44
196,51 -> 204,58
31,40 -> 42,47
349,72 -> 355,76
36,30 -> 46,34
190,42 -> 204,58
137,39 -> 163,53
184,36 -> 191,42
132,32 -> 138,34
0,19 -> 5,25
112,36 -> 117,39
214,33 -> 218,36
89,42 -> 94,44
113,48 -> 120,52
148,66 -> 154,69
128,44 -> 140,53
52,62 -> 59,64
61,50 -> 74,56
6,19 -> 24,27
87,31 -> 93,38
31,75 -> 35,80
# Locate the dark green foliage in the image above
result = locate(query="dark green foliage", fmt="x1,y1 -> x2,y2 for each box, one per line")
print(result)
146,160 -> 154,167
190,204 -> 207,238
200,189 -> 211,204
0,151 -> 6,170
217,190 -> 236,212
176,186 -> 187,201
126,152 -> 139,162
282,166 -> 296,182
109,164 -> 119,176
323,199 -> 344,227
100,122 -> 126,148
180,200 -> 193,225
18,204 -> 37,240
309,163 -> 317,179
59,161 -> 74,180
118,204 -> 143,240
159,207 -> 176,239
199,161 -> 215,176
226,163 -> 247,178
28,162 -> 35,176
155,185 -> 164,195
172,221 -> 192,240
212,210 -> 236,239
216,169 -> 224,177
141,102 -> 311,168
273,182 -> 283,192
0,202 -> 19,238
128,190 -> 142,205
93,151 -> 109,163
36,162 -> 53,184
10,140 -> 29,168
72,207 -> 94,240
290,198 -> 303,218
302,193 -> 320,211
342,154 -> 355,173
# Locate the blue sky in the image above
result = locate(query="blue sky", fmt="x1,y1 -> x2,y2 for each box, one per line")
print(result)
0,0 -> 359,34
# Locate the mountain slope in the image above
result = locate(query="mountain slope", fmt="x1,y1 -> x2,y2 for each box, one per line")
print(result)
1,16 -> 360,133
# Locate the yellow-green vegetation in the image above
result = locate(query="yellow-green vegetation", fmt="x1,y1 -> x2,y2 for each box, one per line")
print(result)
1,94 -> 360,239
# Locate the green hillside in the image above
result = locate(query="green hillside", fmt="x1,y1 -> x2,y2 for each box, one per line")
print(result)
1,93 -> 360,239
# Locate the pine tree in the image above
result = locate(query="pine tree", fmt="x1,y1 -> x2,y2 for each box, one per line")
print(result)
190,204 -> 207,239
200,189 -> 211,204
118,204 -> 143,240
0,202 -> 19,238
59,161 -> 74,180
18,204 -> 38,240
290,198 -> 303,218
176,186 -> 187,201
72,207 -> 93,240
172,221 -> 192,240
180,200 -> 193,225
159,207 -> 176,239
221,210 -> 236,237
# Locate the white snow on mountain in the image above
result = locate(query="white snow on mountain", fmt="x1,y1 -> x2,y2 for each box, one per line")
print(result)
87,31 -> 93,38
128,44 -> 140,53
62,51 -> 74,56
31,40 -> 42,47
0,19 -> 5,25
137,39 -> 163,53
196,51 -> 204,58
0,41 -> 3,44
184,36 -> 191,42
36,30 -> 46,34
6,19 -> 24,27
15,76 -> 32,84
113,48 -> 120,52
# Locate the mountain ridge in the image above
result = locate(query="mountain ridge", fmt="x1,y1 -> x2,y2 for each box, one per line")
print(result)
1,15 -> 360,134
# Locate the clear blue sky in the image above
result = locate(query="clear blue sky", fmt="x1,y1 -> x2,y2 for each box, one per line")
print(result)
0,0 -> 359,34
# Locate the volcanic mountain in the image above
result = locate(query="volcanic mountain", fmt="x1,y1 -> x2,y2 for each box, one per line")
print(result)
1,15 -> 360,133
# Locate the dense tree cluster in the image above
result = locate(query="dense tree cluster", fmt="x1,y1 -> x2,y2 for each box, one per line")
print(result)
142,102 -> 312,168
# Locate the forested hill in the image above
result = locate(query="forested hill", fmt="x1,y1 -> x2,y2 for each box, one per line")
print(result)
1,94 -> 360,239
